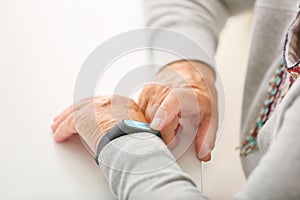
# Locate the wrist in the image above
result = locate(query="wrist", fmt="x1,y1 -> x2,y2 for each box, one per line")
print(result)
95,120 -> 161,164
101,117 -> 147,135
96,113 -> 146,144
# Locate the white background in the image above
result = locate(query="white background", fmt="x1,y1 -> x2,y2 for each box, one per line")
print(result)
0,0 -> 252,199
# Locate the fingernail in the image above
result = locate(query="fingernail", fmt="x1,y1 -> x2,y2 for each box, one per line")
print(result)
51,124 -> 56,132
201,153 -> 211,162
197,142 -> 211,159
151,118 -> 163,130
51,121 -> 59,131
53,133 -> 66,143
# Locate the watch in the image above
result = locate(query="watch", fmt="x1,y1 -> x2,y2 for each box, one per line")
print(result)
95,120 -> 162,164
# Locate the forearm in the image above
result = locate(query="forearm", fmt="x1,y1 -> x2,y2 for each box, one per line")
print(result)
143,0 -> 254,69
98,132 -> 208,200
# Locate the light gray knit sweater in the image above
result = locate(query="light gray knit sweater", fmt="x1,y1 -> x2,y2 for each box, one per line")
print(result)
97,0 -> 300,199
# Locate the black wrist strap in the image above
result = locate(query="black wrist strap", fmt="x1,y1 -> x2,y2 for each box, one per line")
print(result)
95,120 -> 161,165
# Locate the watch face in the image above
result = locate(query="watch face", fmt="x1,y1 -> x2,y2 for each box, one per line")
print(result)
123,120 -> 153,131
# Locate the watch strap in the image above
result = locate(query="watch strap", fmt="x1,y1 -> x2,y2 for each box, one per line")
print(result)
95,120 -> 161,165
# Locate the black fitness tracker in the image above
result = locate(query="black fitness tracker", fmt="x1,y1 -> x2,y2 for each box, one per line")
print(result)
95,120 -> 162,164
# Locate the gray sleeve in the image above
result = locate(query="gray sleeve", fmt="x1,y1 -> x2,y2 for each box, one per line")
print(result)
143,0 -> 254,69
235,96 -> 300,199
98,133 -> 208,200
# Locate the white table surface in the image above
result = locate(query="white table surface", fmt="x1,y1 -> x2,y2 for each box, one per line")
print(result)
0,1 -> 202,199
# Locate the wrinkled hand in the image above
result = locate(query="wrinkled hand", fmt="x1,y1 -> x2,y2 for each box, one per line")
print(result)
51,95 -> 146,155
139,61 -> 218,161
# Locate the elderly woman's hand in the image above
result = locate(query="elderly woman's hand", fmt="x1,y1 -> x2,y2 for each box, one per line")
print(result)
139,61 -> 218,161
51,95 -> 146,155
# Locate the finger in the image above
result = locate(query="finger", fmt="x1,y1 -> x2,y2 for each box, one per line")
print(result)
196,92 -> 218,161
53,115 -> 60,121
144,104 -> 160,122
161,117 -> 180,149
195,117 -> 218,161
51,106 -> 73,132
138,85 -> 153,114
51,98 -> 93,132
53,114 -> 77,142
150,92 -> 179,130
150,89 -> 201,130
147,102 -> 180,148
138,84 -> 170,122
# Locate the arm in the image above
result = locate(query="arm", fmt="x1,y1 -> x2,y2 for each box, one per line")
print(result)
235,95 -> 300,199
51,95 -> 208,199
143,0 -> 255,68
139,0 -> 254,161
98,132 -> 208,200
